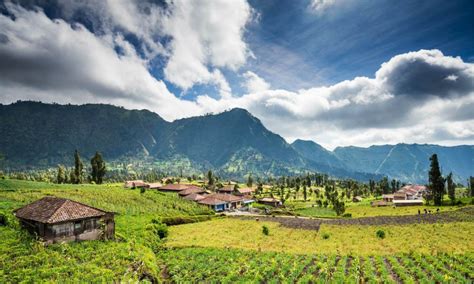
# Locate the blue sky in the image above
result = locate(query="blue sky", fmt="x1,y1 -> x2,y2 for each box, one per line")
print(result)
1,0 -> 473,148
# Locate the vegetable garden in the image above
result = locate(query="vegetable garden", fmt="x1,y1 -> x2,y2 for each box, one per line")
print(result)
161,247 -> 474,283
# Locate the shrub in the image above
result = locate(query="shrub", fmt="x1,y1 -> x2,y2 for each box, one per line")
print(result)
159,215 -> 211,226
322,233 -> 330,240
0,213 -> 6,226
262,225 -> 269,236
342,213 -> 352,218
376,229 -> 386,239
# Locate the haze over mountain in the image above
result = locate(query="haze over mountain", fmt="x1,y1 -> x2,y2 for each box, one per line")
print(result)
1,102 -> 472,183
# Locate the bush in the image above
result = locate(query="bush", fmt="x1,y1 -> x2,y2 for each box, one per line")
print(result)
0,213 -> 6,226
342,213 -> 352,218
322,233 -> 330,240
159,215 -> 211,226
262,225 -> 269,236
376,229 -> 385,239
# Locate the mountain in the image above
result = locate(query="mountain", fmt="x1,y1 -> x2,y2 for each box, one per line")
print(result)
334,144 -> 474,183
0,101 -> 472,183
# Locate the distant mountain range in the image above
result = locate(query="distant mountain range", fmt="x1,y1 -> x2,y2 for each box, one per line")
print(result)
0,101 -> 472,183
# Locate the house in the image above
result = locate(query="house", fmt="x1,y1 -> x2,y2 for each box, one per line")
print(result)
178,187 -> 205,196
14,197 -> 114,244
393,199 -> 424,206
158,183 -> 201,192
236,187 -> 255,196
399,185 -> 427,200
124,180 -> 147,189
352,196 -> 363,202
382,194 -> 394,202
183,193 -> 206,202
393,191 -> 407,200
217,184 -> 235,194
198,196 -> 228,212
212,193 -> 243,209
258,197 -> 281,207
146,182 -> 163,189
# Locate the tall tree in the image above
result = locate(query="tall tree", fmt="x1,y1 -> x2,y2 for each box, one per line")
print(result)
90,152 -> 106,184
429,154 -> 445,206
247,174 -> 253,187
73,150 -> 84,184
446,172 -> 455,205
207,170 -> 214,186
303,185 -> 307,201
470,176 -> 474,197
56,165 -> 65,184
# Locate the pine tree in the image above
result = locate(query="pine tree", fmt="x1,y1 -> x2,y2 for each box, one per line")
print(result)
446,172 -> 455,205
73,150 -> 84,184
90,152 -> 106,184
56,165 -> 65,184
303,185 -> 307,201
207,170 -> 214,186
429,154 -> 445,206
247,174 -> 253,187
470,176 -> 474,197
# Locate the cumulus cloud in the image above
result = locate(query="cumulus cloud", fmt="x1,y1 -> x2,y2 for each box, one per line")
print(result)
242,71 -> 270,93
0,3 -> 473,149
162,0 -> 252,96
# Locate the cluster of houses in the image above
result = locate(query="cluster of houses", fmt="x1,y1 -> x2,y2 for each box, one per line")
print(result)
373,184 -> 427,206
124,180 -> 281,212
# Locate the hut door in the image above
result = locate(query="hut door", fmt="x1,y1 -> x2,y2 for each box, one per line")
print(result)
74,221 -> 82,234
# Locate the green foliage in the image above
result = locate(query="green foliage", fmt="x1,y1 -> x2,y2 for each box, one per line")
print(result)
342,213 -> 352,218
262,225 -> 269,236
321,233 -> 330,240
90,152 -> 106,184
159,215 -> 212,226
429,154 -> 445,206
446,172 -> 456,205
376,229 -> 386,239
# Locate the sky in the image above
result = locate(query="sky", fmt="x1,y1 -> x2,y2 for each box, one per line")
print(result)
0,0 -> 473,150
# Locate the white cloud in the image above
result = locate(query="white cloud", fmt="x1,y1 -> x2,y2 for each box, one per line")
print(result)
162,0 -> 252,96
309,0 -> 337,13
0,3 -> 473,150
242,71 -> 270,93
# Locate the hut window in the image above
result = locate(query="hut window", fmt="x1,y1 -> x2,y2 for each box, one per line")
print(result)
53,223 -> 72,237
74,221 -> 82,230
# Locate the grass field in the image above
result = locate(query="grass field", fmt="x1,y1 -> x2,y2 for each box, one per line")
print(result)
1,179 -> 473,282
0,179 -> 212,282
165,218 -> 474,255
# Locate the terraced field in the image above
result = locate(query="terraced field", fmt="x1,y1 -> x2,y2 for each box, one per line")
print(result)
160,247 -> 474,283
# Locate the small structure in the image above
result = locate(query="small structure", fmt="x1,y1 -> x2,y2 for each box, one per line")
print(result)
183,193 -> 206,202
14,197 -> 114,244
236,187 -> 255,196
382,194 -> 394,202
124,180 -> 147,189
198,196 -> 228,212
393,191 -> 407,200
393,199 -> 424,206
146,182 -> 163,189
217,184 -> 235,194
178,187 -> 205,196
158,183 -> 201,192
399,185 -> 427,200
212,193 -> 243,209
258,197 -> 281,207
352,196 -> 363,202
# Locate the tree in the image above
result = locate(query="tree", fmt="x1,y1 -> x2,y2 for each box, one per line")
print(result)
90,152 -> 106,184
56,165 -> 65,184
470,176 -> 474,197
446,172 -> 455,205
207,170 -> 214,186
429,154 -> 445,206
303,185 -> 307,201
72,150 -> 84,184
247,174 -> 253,187
333,198 -> 345,216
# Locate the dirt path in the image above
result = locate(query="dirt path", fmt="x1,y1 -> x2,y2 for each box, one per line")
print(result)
235,206 -> 473,231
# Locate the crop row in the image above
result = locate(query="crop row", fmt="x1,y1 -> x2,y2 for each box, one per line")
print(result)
160,248 -> 474,283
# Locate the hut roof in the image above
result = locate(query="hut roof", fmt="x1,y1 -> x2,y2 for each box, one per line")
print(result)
14,197 -> 108,224
159,183 -> 200,191
218,185 -> 235,192
198,196 -> 228,206
237,187 -> 255,194
124,180 -> 147,188
183,193 -> 206,201
147,182 -> 163,189
178,187 -> 205,196
211,193 -> 243,203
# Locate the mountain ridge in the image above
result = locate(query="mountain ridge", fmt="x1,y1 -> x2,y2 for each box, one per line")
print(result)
0,101 -> 472,183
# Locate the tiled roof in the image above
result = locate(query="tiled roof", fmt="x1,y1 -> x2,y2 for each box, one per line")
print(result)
211,193 -> 243,202
14,197 -> 107,224
178,187 -> 205,196
147,182 -> 163,189
183,193 -> 206,201
218,185 -> 235,192
159,184 -> 200,191
237,187 -> 255,194
124,180 -> 147,188
259,197 -> 280,203
198,196 -> 228,206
